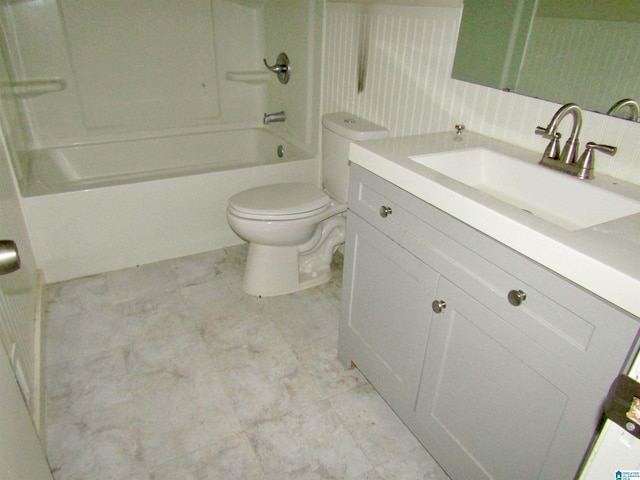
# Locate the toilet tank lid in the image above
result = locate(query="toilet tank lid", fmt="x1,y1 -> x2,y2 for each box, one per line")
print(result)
322,112 -> 389,141
228,183 -> 330,216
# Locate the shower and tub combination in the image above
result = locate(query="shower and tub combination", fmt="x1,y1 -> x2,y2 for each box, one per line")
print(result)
0,0 -> 324,282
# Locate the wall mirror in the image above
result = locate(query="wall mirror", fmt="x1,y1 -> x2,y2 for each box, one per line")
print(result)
452,0 -> 640,122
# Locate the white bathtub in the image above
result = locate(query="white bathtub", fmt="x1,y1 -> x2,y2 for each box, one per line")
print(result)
19,129 -> 318,282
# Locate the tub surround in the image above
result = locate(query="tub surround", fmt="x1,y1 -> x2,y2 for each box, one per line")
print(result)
349,130 -> 640,319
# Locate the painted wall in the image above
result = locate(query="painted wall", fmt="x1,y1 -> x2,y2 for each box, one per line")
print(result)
322,2 -> 640,185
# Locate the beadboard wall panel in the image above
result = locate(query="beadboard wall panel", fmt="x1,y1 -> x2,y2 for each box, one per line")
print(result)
322,3 -> 640,185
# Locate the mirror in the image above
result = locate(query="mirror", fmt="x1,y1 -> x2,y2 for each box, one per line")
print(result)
452,0 -> 640,122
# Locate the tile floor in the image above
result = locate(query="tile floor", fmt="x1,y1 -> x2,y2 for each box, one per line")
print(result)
44,244 -> 450,480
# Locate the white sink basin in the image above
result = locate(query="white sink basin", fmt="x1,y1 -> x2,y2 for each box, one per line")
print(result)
410,147 -> 640,231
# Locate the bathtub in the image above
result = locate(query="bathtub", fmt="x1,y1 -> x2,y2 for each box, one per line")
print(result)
19,129 -> 318,282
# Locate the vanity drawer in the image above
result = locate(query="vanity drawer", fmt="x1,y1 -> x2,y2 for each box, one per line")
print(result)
348,164 -> 640,386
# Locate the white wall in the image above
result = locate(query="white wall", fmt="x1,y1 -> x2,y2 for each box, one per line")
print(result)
322,2 -> 640,185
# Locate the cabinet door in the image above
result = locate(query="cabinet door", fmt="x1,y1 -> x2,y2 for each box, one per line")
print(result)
415,277 -> 600,480
340,213 -> 438,413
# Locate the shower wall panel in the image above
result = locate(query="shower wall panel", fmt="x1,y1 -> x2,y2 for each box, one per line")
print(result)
3,0 -> 265,147
59,0 -> 221,130
264,0 -> 323,152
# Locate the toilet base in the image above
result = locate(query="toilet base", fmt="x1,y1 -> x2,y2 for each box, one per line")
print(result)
242,243 -> 333,297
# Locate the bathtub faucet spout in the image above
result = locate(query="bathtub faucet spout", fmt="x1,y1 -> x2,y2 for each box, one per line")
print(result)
263,111 -> 286,124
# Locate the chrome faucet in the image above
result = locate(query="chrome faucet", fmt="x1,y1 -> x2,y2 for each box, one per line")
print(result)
607,98 -> 639,122
535,103 -> 616,179
263,111 -> 286,124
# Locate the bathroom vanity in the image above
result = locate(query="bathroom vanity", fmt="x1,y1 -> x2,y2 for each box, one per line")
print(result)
338,131 -> 640,480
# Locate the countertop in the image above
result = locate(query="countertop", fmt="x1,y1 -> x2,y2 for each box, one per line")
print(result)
349,130 -> 640,319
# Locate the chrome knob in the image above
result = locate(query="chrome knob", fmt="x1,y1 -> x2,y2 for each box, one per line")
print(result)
379,206 -> 393,218
432,300 -> 447,314
507,289 -> 527,306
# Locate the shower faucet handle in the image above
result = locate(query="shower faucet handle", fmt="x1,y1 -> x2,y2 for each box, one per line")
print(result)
263,52 -> 291,84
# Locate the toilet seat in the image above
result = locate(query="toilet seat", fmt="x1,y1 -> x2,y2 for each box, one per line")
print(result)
228,183 -> 331,220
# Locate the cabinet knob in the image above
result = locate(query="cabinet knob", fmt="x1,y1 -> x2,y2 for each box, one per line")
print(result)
432,299 -> 447,314
507,289 -> 527,306
379,205 -> 393,218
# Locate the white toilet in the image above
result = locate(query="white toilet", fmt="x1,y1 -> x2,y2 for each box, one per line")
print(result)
226,112 -> 388,296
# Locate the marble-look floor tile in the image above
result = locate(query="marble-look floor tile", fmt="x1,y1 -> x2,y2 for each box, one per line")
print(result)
107,261 -> 180,305
179,274 -> 238,310
45,245 -> 450,480
121,292 -> 213,395
218,339 -> 325,427
45,306 -> 140,367
295,335 -> 369,400
330,384 -> 423,467
149,432 -> 264,480
46,348 -> 132,425
125,329 -> 215,396
191,302 -> 292,371
264,289 -> 340,348
247,400 -> 373,479
168,248 -> 229,287
134,372 -> 243,468
169,244 -> 247,289
46,274 -> 112,319
374,446 -> 450,480
46,401 -> 145,480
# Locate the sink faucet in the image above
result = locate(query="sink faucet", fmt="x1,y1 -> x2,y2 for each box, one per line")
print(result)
535,103 -> 616,179
607,98 -> 639,122
535,103 -> 582,165
263,111 -> 286,124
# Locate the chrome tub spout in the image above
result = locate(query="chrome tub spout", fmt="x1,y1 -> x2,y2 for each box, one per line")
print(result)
263,111 -> 286,124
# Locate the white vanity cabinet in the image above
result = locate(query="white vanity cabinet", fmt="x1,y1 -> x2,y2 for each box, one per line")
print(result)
339,165 -> 640,480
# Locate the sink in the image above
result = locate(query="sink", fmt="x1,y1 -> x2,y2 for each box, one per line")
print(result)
410,147 -> 640,231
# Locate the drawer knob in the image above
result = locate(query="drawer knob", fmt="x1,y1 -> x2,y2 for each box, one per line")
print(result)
432,299 -> 447,314
508,289 -> 527,306
379,205 -> 393,218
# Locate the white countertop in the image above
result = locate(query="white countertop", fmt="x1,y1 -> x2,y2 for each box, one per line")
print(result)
349,130 -> 640,319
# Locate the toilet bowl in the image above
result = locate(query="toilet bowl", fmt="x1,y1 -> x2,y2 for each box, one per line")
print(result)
227,183 -> 347,296
226,112 -> 388,296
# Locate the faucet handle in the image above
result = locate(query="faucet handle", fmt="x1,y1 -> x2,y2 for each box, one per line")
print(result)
535,125 -> 548,136
535,125 -> 556,139
543,132 -> 561,160
535,126 -> 562,160
576,142 -> 617,179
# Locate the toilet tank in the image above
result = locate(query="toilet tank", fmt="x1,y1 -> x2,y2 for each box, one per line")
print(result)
322,112 -> 388,203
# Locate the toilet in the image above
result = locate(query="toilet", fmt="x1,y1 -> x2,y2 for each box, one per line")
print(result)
226,112 -> 388,296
